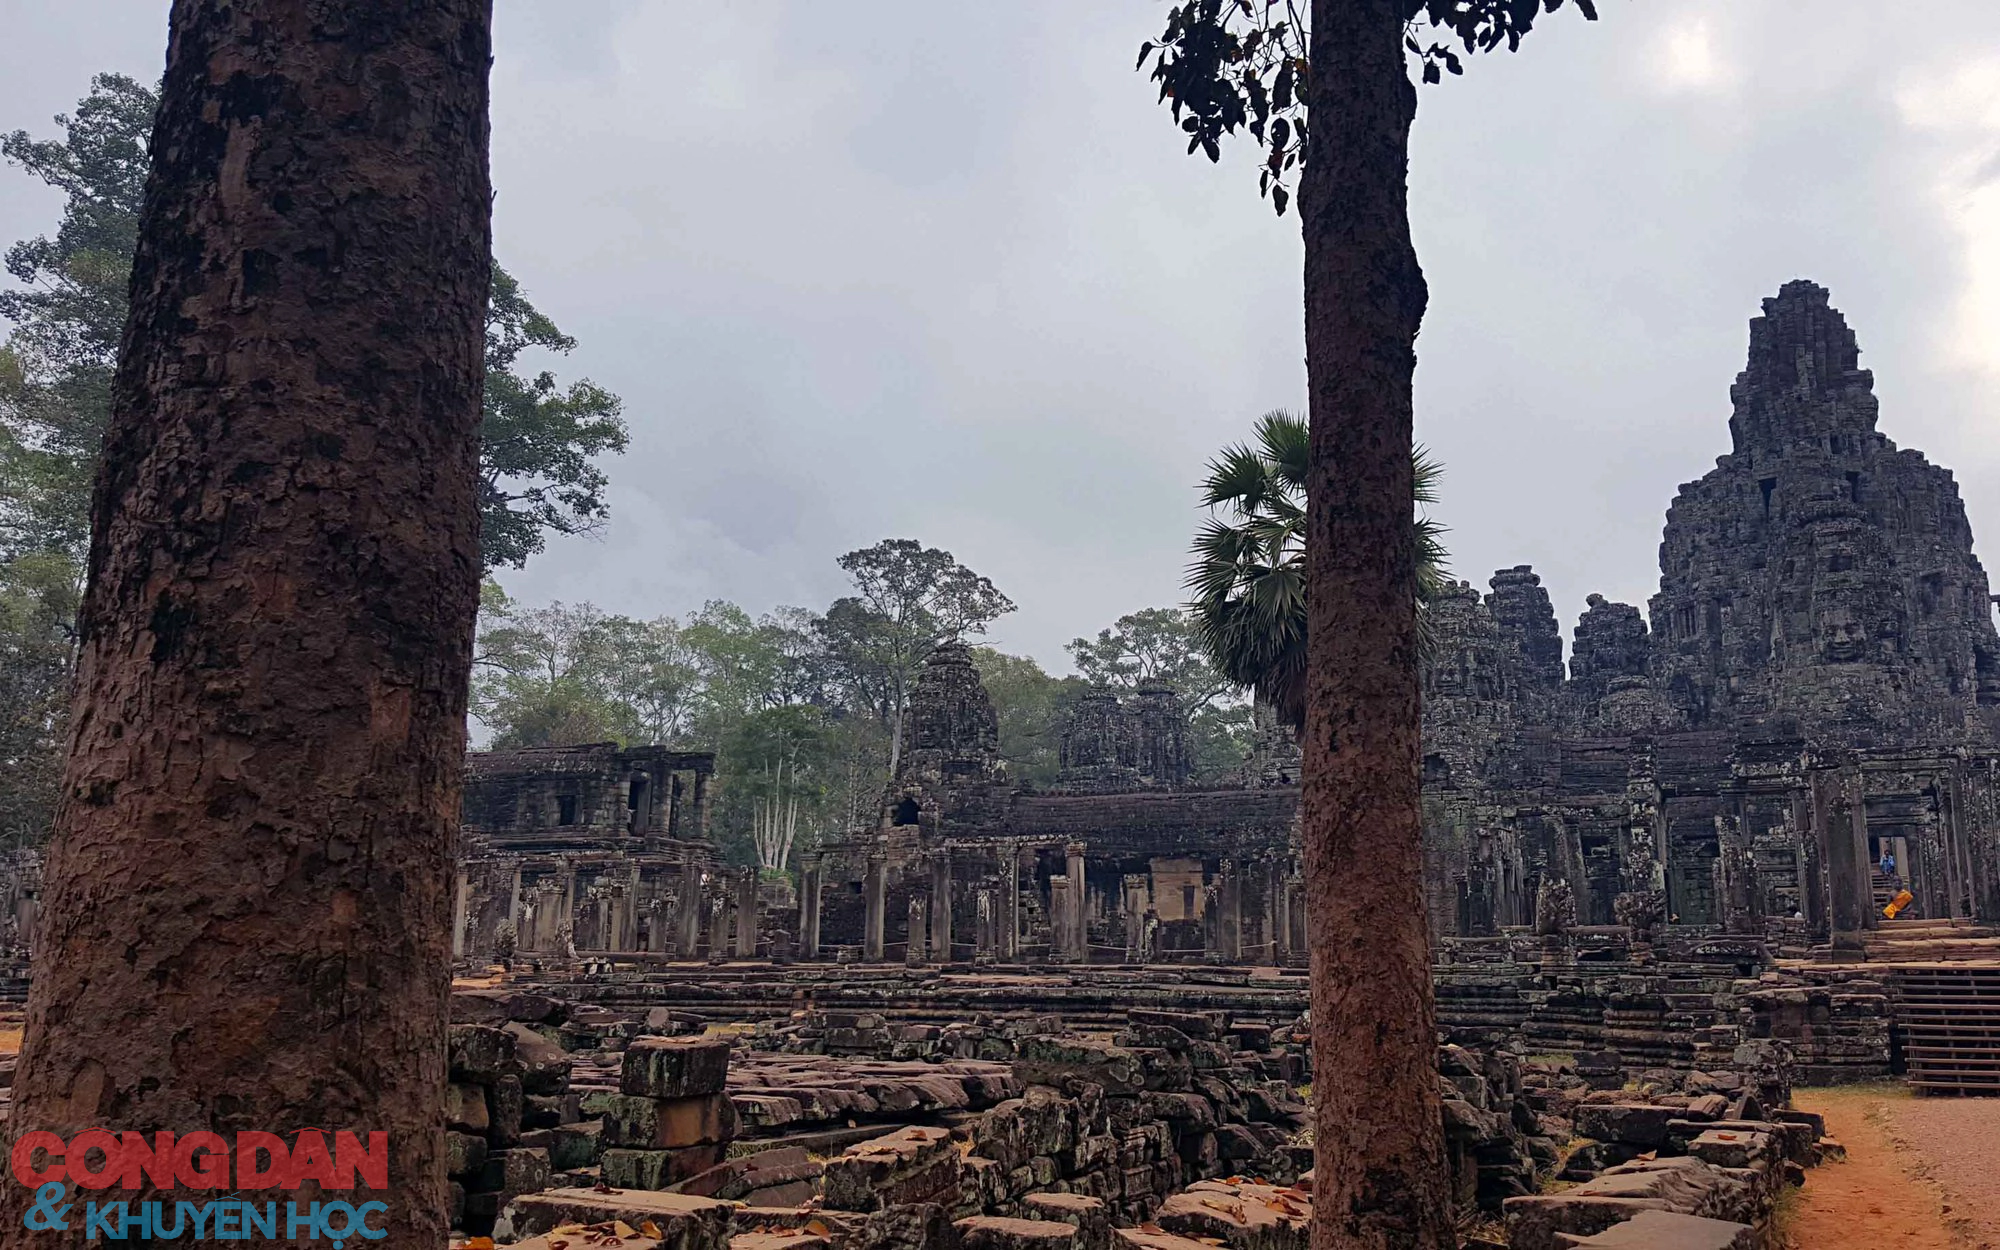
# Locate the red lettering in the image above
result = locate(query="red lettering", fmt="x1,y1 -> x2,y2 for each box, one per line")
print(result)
68,1130 -> 121,1190
118,1131 -> 178,1189
332,1132 -> 388,1190
235,1131 -> 287,1189
10,1131 -> 64,1187
174,1131 -> 229,1189
287,1131 -> 334,1190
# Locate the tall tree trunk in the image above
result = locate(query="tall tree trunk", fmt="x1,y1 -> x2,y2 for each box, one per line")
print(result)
3,1 -> 492,1244
1299,2 -> 1451,1248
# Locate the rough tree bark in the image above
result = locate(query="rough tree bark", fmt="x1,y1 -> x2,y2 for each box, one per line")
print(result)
2,1 -> 492,1244
1299,1 -> 1453,1248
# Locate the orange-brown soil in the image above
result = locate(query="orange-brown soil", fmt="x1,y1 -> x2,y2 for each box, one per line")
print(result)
1786,1085 -> 1997,1250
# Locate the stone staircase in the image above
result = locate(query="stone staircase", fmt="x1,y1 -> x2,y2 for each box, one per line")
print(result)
1889,963 -> 2000,1094
1861,917 -> 2000,963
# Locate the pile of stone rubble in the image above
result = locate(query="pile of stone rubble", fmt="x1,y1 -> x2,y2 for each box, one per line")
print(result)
444,988 -> 1825,1250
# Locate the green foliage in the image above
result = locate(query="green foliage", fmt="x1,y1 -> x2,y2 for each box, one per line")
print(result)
1068,605 -> 1251,782
0,72 -> 152,561
716,704 -> 834,871
0,73 -> 629,575
1186,409 -> 1447,735
0,549 -> 78,848
472,591 -> 629,748
1138,0 -> 1597,214
479,264 -> 630,569
819,539 -> 1016,775
0,74 -> 634,847
972,647 -> 1085,787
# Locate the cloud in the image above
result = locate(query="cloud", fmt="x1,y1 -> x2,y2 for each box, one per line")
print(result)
1896,50 -> 2000,377
1653,14 -> 1733,95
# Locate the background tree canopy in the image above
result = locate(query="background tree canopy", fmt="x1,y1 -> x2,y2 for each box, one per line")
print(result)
0,72 -> 633,846
472,541 -> 1259,867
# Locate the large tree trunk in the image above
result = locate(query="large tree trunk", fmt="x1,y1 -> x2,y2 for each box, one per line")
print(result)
1299,2 -> 1452,1248
3,2 -> 492,1244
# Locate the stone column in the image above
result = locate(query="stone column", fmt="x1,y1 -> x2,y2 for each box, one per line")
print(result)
1219,860 -> 1242,963
800,860 -> 823,960
735,870 -> 760,958
451,868 -> 470,960
1002,846 -> 1020,962
1271,861 -> 1291,963
692,771 -> 712,839
930,851 -> 954,963
1816,766 -> 1872,953
1122,874 -> 1149,963
863,854 -> 887,962
1049,876 -> 1073,961
707,893 -> 731,961
677,866 -> 704,958
906,894 -> 928,964
507,862 -> 524,936
1066,842 -> 1088,963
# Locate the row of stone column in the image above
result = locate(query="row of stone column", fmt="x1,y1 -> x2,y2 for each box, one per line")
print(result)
795,845 -> 1301,967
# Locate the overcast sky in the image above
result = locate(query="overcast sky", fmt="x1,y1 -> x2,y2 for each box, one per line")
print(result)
4,2 -> 1998,675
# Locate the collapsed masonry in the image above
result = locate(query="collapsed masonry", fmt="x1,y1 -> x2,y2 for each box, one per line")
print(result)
441,988 -> 1827,1250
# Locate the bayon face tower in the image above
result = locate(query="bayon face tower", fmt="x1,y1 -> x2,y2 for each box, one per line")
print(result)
1420,281 -> 2000,939
1650,279 -> 2000,745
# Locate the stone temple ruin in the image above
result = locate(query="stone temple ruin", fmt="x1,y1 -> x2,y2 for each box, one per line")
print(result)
0,284 -> 1995,1248
443,283 -> 2000,975
1421,279 -> 2000,948
389,284 -> 1999,1249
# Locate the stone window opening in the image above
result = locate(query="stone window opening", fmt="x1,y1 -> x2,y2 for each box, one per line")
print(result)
1760,477 -> 1776,518
892,797 -> 920,826
557,793 -> 579,826
627,772 -> 650,835
1846,471 -> 1861,503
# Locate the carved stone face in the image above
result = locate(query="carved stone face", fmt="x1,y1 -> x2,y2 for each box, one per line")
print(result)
1820,604 -> 1867,662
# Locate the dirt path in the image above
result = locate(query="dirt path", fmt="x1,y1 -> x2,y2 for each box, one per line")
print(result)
1787,1086 -> 1993,1250
1877,1094 -> 2000,1250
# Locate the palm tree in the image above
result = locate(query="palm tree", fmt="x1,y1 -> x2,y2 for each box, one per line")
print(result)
1187,409 -> 1447,737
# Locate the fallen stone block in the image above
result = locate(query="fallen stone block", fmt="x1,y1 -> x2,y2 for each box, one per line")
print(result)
734,1094 -> 805,1129
477,1145 -> 551,1200
600,1092 -> 740,1149
731,1234 -> 830,1250
1503,1197 -> 1670,1250
504,1226 -> 662,1250
494,1187 -> 735,1245
676,1146 -> 821,1204
1553,1208 -> 1757,1249
451,1023 -> 517,1083
1157,1179 -> 1310,1250
550,1121 -> 603,1172
446,1130 -> 488,1180
823,1126 -> 962,1212
1022,1193 -> 1110,1250
1687,1128 -> 1771,1172
507,1021 -> 573,1094
1573,1103 -> 1678,1149
603,1144 -> 729,1191
624,1037 -> 733,1099
491,1073 -> 526,1147
956,1216 -> 1082,1248
1113,1232 -> 1219,1250
447,1083 -> 490,1134
1014,1036 -> 1146,1096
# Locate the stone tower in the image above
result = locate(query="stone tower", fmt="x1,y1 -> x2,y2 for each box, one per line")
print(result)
899,641 -> 1003,782
1648,280 -> 2000,745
